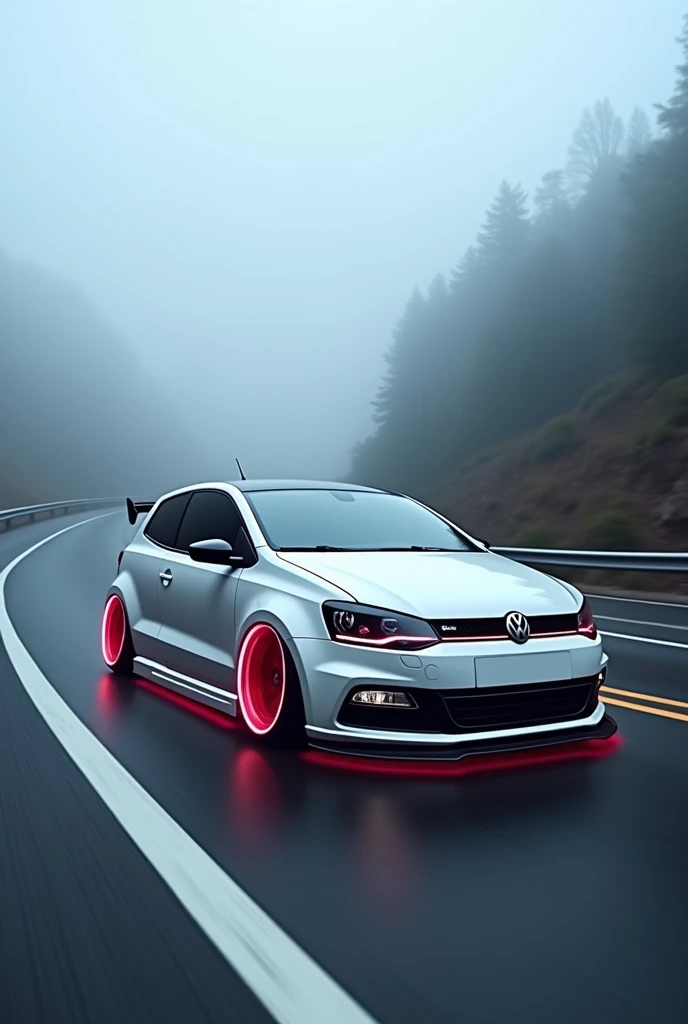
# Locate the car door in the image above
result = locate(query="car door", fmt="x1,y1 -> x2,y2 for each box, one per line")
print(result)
126,492 -> 191,661
156,489 -> 246,689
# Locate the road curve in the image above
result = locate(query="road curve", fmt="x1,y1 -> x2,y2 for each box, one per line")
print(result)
1,511 -> 687,1023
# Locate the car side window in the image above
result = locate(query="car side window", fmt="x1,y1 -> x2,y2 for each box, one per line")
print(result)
143,493 -> 192,549
176,490 -> 243,552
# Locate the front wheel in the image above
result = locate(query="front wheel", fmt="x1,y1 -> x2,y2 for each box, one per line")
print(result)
102,594 -> 134,674
237,624 -> 305,746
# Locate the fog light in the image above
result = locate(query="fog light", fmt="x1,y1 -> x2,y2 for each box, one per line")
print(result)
351,690 -> 416,707
598,669 -> 606,686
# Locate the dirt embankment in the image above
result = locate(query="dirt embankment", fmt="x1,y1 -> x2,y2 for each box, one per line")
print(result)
426,373 -> 688,595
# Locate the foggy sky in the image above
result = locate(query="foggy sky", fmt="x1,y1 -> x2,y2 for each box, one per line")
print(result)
1,1 -> 685,481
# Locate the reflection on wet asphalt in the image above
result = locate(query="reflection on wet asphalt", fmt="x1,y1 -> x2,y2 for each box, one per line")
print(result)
4,512 -> 688,1023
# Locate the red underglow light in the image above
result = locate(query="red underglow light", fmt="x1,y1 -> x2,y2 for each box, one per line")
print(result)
135,677 -> 239,730
97,673 -> 119,710
95,674 -> 121,734
301,734 -> 623,778
354,796 -> 416,916
229,747 -> 284,844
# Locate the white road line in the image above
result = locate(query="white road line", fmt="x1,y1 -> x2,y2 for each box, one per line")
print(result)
596,615 -> 688,631
0,517 -> 377,1024
588,594 -> 688,610
601,630 -> 688,650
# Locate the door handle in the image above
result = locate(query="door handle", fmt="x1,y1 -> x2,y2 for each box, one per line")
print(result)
159,569 -> 173,587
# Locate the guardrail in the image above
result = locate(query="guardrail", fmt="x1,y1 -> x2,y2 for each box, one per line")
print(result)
0,498 -> 121,532
0,502 -> 685,570
492,546 -> 688,572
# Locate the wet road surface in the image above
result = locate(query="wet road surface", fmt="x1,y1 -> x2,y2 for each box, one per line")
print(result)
1,511 -> 687,1023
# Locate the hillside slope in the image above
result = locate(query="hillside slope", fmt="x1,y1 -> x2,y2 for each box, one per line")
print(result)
428,373 -> 688,557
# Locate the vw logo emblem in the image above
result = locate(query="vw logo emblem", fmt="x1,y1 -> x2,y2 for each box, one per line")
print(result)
505,611 -> 530,644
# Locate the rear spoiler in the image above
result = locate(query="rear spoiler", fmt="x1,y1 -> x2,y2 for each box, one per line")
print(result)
126,498 -> 155,525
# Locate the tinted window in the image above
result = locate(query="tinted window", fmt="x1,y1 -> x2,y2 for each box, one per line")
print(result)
144,493 -> 191,549
176,491 -> 243,551
244,489 -> 474,551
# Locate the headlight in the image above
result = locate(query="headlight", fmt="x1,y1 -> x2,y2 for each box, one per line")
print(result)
322,601 -> 439,650
577,598 -> 598,640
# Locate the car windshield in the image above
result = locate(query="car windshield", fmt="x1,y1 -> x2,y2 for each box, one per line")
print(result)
244,489 -> 475,551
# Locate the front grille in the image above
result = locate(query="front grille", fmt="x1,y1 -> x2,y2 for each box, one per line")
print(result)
439,676 -> 598,732
430,613 -> 578,641
530,613 -> 579,635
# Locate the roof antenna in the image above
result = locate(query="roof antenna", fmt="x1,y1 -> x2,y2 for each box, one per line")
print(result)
235,457 -> 247,481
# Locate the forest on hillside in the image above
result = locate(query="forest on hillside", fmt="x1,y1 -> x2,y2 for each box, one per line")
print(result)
349,14 -> 688,498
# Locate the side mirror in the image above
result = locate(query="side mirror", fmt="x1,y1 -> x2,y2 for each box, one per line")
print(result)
188,538 -> 243,566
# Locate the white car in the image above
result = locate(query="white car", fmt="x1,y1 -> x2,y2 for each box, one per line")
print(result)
102,480 -> 616,758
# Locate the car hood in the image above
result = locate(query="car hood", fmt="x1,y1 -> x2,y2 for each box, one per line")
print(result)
276,550 -> 579,619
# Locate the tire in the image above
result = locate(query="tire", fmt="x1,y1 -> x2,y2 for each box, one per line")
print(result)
237,623 -> 305,746
101,594 -> 135,674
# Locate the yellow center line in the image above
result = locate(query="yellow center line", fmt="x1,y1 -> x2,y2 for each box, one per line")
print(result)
602,695 -> 688,724
601,685 -> 688,711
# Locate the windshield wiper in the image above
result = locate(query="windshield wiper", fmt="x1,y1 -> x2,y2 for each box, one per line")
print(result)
278,545 -> 347,551
374,546 -> 459,552
278,545 -> 462,552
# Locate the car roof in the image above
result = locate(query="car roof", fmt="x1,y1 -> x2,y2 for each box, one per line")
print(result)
226,479 -> 385,493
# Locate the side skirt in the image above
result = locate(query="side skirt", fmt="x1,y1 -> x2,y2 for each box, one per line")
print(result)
133,657 -> 238,718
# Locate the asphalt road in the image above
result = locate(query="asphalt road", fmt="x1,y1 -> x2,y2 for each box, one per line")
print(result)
1,511 -> 687,1023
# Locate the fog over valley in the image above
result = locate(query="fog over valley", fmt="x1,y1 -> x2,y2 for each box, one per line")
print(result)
6,6 -> 688,1017
1,0 -> 686,502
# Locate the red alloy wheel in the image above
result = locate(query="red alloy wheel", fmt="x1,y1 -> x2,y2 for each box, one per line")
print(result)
102,594 -> 126,667
238,624 -> 287,735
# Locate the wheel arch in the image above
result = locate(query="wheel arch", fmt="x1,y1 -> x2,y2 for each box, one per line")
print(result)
105,572 -> 140,625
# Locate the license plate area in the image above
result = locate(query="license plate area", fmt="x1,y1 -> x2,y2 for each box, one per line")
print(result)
475,651 -> 572,688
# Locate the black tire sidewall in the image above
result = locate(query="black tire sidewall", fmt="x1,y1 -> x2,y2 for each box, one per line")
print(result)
262,631 -> 306,748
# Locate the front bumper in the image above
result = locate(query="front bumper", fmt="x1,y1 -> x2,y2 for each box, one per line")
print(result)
288,634 -> 613,759
306,712 -> 617,761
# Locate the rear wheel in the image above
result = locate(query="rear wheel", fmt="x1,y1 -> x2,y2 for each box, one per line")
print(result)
102,594 -> 134,674
237,624 -> 305,745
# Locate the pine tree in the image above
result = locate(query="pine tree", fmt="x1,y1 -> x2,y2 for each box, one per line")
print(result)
449,247 -> 479,295
462,238 -> 590,452
348,20 -> 688,489
626,107 -> 653,156
534,170 -> 570,238
622,15 -> 688,375
657,16 -> 688,135
535,169 -> 566,216
372,288 -> 426,425
350,289 -> 430,489
476,181 -> 530,266
426,272 -> 448,308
